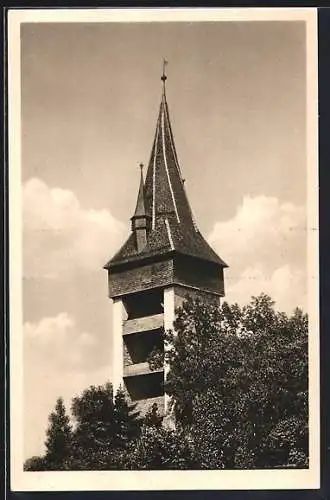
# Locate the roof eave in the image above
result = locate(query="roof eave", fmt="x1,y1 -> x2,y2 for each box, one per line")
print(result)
104,248 -> 176,271
104,249 -> 228,272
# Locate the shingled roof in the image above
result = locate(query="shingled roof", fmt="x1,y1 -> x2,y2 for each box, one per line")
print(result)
105,80 -> 227,270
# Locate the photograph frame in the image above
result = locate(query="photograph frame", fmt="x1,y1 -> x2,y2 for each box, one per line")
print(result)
3,4 -> 329,499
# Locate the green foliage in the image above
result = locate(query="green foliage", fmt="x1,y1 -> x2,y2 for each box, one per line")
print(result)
144,403 -> 163,428
112,386 -> 143,447
44,397 -> 73,470
23,455 -> 47,471
126,425 -> 195,470
24,294 -> 309,471
71,382 -> 142,469
162,294 -> 309,468
146,328 -> 165,371
70,382 -> 115,469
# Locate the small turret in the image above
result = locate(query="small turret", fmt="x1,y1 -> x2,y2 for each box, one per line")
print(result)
131,163 -> 151,252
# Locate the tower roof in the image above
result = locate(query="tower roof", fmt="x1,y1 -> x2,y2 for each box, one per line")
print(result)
105,74 -> 227,270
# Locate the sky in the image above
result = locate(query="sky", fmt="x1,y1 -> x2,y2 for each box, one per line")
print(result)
21,19 -> 307,459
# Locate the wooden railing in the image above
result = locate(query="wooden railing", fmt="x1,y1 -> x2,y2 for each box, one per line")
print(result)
123,313 -> 163,336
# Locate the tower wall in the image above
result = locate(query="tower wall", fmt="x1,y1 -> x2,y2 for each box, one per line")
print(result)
112,298 -> 125,393
108,255 -> 224,299
173,254 -> 225,296
108,258 -> 174,298
111,281 -> 221,417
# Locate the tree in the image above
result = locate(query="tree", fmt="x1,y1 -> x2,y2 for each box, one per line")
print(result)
70,382 -> 142,470
44,397 -> 72,470
112,386 -> 143,448
24,456 -> 47,471
24,294 -> 308,471
158,294 -> 308,469
126,421 -> 195,470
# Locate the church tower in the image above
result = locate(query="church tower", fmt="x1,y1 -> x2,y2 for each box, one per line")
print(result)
104,67 -> 227,415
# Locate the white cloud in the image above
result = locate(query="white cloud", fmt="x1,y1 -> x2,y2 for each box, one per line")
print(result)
208,196 -> 307,313
209,195 -> 306,273
24,312 -> 99,370
24,313 -> 112,459
225,264 -> 306,313
23,177 -> 126,279
22,179 -> 121,458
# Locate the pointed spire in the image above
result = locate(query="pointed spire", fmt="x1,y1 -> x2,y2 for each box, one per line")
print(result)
133,163 -> 146,218
131,163 -> 150,253
106,71 -> 228,270
144,66 -> 197,232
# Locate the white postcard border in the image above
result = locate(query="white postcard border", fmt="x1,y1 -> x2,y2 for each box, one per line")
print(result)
8,7 -> 319,491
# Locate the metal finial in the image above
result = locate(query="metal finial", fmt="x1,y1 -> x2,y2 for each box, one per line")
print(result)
139,162 -> 144,182
161,59 -> 168,92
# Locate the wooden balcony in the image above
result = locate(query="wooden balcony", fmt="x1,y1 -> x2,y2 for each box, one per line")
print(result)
123,361 -> 163,378
123,313 -> 163,336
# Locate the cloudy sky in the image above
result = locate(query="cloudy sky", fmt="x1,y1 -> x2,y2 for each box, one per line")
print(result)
21,19 -> 307,459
